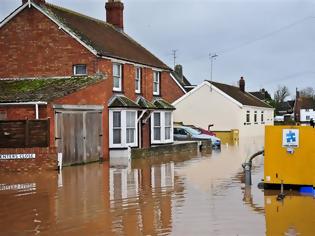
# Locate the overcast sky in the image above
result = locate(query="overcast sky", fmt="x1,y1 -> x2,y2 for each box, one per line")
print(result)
1,0 -> 315,98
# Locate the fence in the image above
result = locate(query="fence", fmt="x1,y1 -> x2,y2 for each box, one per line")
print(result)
0,119 -> 50,148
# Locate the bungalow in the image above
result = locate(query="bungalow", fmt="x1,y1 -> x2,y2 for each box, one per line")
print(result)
172,77 -> 274,138
295,96 -> 315,123
0,0 -> 189,165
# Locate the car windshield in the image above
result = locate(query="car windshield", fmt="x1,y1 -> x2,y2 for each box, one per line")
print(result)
184,127 -> 202,135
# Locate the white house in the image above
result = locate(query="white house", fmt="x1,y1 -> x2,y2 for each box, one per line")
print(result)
172,78 -> 274,138
297,96 -> 315,123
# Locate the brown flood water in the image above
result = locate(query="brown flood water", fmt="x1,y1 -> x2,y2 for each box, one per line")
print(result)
0,137 -> 314,236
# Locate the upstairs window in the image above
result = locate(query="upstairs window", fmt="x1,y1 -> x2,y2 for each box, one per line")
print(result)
113,63 -> 122,91
135,67 -> 141,93
246,111 -> 250,123
153,71 -> 160,95
261,111 -> 264,123
254,111 -> 257,123
73,64 -> 87,76
0,111 -> 7,120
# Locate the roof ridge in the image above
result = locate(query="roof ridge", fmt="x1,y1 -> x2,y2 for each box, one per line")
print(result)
45,2 -> 114,28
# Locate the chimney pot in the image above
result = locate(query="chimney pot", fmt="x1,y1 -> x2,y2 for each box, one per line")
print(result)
105,0 -> 124,31
239,76 -> 245,92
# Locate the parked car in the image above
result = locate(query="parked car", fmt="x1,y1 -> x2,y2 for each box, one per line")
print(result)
174,126 -> 221,149
189,126 -> 216,136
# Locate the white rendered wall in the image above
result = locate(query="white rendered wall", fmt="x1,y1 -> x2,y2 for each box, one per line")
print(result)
173,83 -> 274,137
173,84 -> 241,132
300,109 -> 315,122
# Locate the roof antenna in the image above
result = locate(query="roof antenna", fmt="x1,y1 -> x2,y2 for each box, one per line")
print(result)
172,49 -> 178,68
209,53 -> 218,91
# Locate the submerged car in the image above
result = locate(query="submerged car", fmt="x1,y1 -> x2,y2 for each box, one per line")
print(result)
174,126 -> 221,148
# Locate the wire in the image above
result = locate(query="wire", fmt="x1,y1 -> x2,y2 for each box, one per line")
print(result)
217,16 -> 315,55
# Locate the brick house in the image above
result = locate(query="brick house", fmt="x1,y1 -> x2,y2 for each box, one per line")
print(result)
0,0 -> 188,165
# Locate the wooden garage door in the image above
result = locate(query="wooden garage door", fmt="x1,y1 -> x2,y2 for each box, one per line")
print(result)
55,111 -> 103,166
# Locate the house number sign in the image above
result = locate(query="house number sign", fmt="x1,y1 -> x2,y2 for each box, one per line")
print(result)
0,154 -> 36,160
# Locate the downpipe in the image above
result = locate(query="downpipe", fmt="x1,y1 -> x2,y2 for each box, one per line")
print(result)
242,150 -> 264,186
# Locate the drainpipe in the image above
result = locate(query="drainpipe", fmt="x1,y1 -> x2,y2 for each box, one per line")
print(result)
0,101 -> 47,120
242,150 -> 264,186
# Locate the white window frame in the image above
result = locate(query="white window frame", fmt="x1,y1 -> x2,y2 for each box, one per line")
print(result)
151,111 -> 173,144
73,64 -> 87,76
109,109 -> 138,148
153,71 -> 160,95
135,67 -> 141,93
113,63 -> 122,92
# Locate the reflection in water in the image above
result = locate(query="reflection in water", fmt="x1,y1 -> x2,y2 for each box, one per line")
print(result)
0,137 -> 314,235
264,192 -> 315,236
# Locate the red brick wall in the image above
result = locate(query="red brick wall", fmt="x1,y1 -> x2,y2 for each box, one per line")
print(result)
161,71 -> 185,103
0,7 -> 96,78
0,147 -> 57,172
0,105 -> 48,120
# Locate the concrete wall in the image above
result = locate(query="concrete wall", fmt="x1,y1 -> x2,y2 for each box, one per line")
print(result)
173,83 -> 241,131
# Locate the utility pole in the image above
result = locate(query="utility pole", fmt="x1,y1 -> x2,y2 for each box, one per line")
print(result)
172,50 -> 178,68
209,53 -> 218,82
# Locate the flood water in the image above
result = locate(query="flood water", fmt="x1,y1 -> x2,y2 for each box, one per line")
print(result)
0,137 -> 314,235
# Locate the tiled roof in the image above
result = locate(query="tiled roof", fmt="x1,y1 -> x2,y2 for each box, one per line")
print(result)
250,91 -> 266,101
299,97 -> 315,109
153,98 -> 175,110
0,77 -> 103,103
136,96 -> 156,109
108,95 -> 140,109
208,81 -> 272,108
36,2 -> 169,70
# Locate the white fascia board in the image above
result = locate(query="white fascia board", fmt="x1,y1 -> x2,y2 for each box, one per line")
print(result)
0,3 -> 29,29
172,81 -> 209,106
0,101 -> 47,105
53,104 -> 103,110
31,3 -> 98,56
242,105 -> 275,110
101,56 -> 168,72
169,73 -> 187,94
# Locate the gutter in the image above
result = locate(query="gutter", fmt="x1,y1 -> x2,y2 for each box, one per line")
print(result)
0,101 -> 47,119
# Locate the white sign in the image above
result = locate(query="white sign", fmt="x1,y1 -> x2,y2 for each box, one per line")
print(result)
282,129 -> 299,147
0,154 -> 36,160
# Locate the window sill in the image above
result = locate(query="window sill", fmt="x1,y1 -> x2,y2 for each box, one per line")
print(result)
113,88 -> 122,92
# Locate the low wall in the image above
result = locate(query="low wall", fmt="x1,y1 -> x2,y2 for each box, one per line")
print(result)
0,147 -> 57,172
131,141 -> 211,159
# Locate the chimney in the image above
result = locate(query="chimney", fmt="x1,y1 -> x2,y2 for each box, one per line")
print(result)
239,76 -> 245,92
105,0 -> 124,31
174,64 -> 184,83
22,0 -> 45,4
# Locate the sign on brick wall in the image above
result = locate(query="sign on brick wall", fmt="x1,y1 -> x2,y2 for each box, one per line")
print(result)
0,154 -> 35,160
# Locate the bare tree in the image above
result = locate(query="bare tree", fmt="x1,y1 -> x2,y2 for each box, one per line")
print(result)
274,85 -> 290,103
300,87 -> 315,98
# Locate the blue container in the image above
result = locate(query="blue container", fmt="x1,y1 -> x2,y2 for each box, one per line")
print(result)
299,186 -> 314,196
